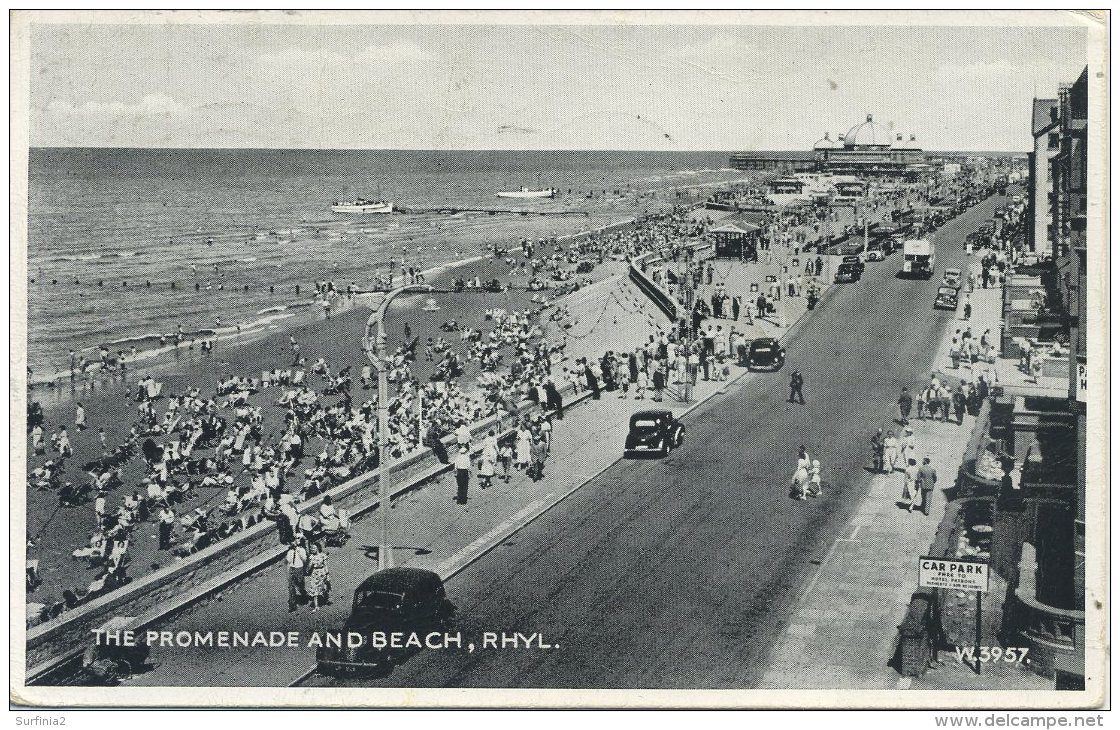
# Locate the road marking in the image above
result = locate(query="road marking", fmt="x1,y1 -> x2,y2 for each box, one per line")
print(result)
798,538 -> 841,605
896,676 -> 913,690
849,524 -> 862,541
433,498 -> 549,577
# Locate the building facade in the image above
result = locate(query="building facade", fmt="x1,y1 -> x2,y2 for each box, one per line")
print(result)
1027,98 -> 1060,256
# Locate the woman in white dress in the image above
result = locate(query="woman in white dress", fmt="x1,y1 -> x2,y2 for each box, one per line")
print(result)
515,422 -> 532,470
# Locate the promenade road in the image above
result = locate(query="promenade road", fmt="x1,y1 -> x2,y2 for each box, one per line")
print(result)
135,193 -> 1005,690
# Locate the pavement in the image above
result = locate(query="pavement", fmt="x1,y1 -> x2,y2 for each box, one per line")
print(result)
116,192 -> 1013,690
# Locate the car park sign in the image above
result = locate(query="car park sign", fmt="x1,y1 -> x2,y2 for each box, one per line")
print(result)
918,556 -> 989,592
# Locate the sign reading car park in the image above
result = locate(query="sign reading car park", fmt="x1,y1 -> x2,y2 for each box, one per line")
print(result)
918,556 -> 990,592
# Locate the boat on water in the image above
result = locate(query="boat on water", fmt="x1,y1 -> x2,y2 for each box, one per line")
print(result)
496,187 -> 556,199
331,199 -> 394,214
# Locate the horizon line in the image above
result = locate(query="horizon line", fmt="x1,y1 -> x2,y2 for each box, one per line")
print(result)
28,145 -> 1033,155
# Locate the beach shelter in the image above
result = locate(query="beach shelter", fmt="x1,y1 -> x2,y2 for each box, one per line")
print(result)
709,219 -> 761,261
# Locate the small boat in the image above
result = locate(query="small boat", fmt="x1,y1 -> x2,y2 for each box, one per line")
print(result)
331,199 -> 393,214
496,187 -> 556,199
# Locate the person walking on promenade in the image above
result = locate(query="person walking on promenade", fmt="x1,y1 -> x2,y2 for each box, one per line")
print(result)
304,543 -> 330,613
962,294 -> 972,321
756,293 -> 767,320
285,540 -> 308,612
871,428 -> 885,473
454,420 -> 471,450
498,440 -> 513,483
898,387 -> 912,425
916,387 -> 927,420
158,505 -> 175,551
901,458 -> 920,512
652,366 -> 665,402
901,426 -> 916,466
583,359 -> 600,400
478,437 -> 497,489
529,433 -> 548,482
883,430 -> 900,472
75,402 -> 87,431
917,457 -> 939,516
938,385 -> 952,423
515,422 -> 531,470
788,370 -> 805,404
953,384 -> 967,425
454,446 -> 471,505
544,379 -> 564,419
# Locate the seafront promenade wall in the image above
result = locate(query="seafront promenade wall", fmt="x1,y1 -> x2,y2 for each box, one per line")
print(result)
628,253 -> 678,322
26,384 -> 592,681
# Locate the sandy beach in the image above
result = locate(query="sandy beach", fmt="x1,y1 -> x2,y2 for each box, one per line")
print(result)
23,214 -> 669,599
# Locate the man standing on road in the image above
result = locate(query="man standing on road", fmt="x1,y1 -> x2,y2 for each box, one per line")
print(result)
898,387 -> 912,425
788,370 -> 804,404
917,457 -> 939,516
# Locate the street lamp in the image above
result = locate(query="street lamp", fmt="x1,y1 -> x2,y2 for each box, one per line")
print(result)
362,283 -> 434,572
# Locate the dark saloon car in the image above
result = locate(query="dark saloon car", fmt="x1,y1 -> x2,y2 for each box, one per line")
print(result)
842,255 -> 865,274
747,337 -> 786,371
834,262 -> 862,283
316,568 -> 455,677
624,410 -> 684,457
934,286 -> 960,310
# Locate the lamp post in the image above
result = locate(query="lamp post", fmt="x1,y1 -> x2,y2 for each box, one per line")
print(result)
362,283 -> 434,572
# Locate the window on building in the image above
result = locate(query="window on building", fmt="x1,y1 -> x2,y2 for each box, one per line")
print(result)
1048,133 -> 1060,150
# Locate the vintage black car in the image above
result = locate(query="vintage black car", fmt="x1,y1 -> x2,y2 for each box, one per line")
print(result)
624,410 -> 684,457
315,568 -> 455,677
834,262 -> 862,283
746,337 -> 786,371
841,255 -> 865,274
934,286 -> 960,310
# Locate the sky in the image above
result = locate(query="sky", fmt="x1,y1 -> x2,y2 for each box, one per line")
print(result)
27,19 -> 1090,151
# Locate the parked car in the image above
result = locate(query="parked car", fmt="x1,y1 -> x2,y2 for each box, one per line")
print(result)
864,245 -> 885,262
746,337 -> 786,371
934,286 -> 960,310
315,568 -> 456,678
941,268 -> 963,289
624,410 -> 684,458
841,255 -> 865,274
834,262 -> 862,283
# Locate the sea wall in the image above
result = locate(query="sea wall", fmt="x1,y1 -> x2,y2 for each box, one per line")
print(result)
628,253 -> 678,322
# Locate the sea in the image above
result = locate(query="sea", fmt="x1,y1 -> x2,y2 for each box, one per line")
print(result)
26,148 -> 746,380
